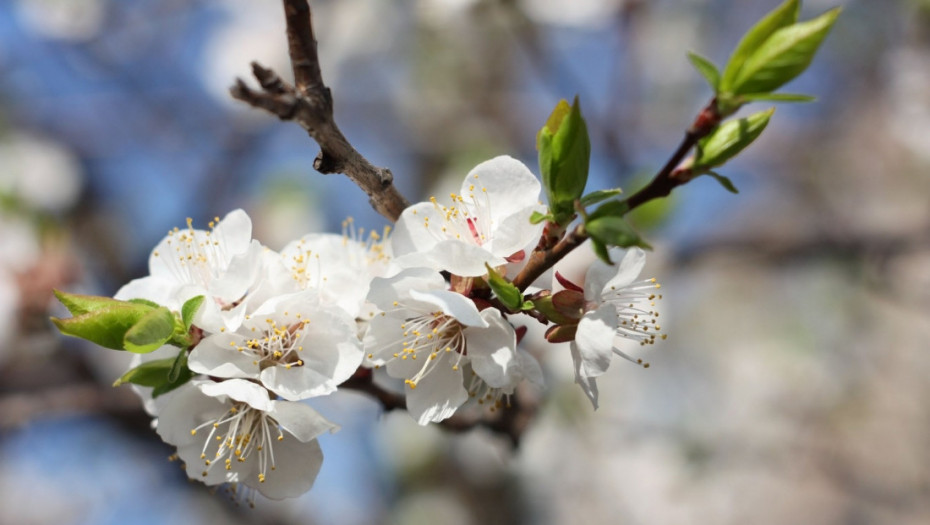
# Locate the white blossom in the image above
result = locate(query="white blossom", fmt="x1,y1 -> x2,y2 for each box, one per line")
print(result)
365,268 -> 527,424
189,291 -> 363,401
568,247 -> 664,408
391,155 -> 544,277
156,379 -> 337,500
115,209 -> 267,333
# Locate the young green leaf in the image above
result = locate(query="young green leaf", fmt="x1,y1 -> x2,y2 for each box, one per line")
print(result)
732,8 -> 841,95
181,295 -> 205,330
579,188 -> 623,208
127,298 -> 161,309
529,211 -> 555,225
740,92 -> 816,103
720,0 -> 800,93
484,263 -> 524,311
538,96 -> 591,224
585,216 -> 651,252
123,306 -> 175,354
694,108 -> 774,169
54,290 -> 126,316
706,172 -> 740,194
687,51 -> 721,91
113,356 -> 195,398
168,348 -> 188,382
52,304 -> 155,350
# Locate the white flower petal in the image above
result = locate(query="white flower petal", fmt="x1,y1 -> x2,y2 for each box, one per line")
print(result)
250,434 -> 324,499
409,289 -> 487,328
200,378 -> 274,412
465,309 -> 517,389
395,239 -> 507,277
211,208 -> 253,256
268,400 -> 338,442
484,203 -> 545,259
368,268 -> 445,310
462,155 -> 541,224
406,356 -> 469,425
584,247 -> 645,302
570,343 -> 600,409
188,334 -> 260,378
575,307 -> 619,378
261,365 -> 339,400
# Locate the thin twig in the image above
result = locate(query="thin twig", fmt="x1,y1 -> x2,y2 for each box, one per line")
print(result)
229,0 -> 409,222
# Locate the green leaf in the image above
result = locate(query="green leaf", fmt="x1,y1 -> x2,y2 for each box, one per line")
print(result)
687,51 -> 721,91
538,96 -> 591,223
123,306 -> 175,354
127,298 -> 161,308
694,108 -> 774,169
706,171 -> 740,194
181,295 -> 205,330
579,188 -> 623,208
54,290 -> 126,316
484,263 -> 524,311
168,348 -> 188,382
720,0 -> 800,93
590,238 -> 612,264
740,92 -> 816,103
114,356 -> 195,398
587,199 -> 630,222
529,211 -> 554,225
52,304 -> 156,350
585,216 -> 651,252
732,8 -> 841,95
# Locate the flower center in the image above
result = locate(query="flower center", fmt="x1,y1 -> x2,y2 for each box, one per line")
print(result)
230,317 -> 307,370
190,401 -> 283,485
600,278 -> 666,367
421,180 -> 494,247
152,217 -> 233,293
380,310 -> 469,389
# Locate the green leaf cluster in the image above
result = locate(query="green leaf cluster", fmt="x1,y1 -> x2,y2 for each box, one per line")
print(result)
52,291 -> 204,353
687,0 -> 840,115
537,96 -> 591,225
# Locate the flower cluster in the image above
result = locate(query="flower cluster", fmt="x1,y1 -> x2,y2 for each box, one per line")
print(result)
59,155 -> 664,502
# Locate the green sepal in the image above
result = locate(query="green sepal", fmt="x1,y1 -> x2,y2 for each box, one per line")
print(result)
579,188 -> 623,208
53,303 -> 159,351
113,355 -> 195,399
731,7 -> 841,95
484,263 -> 524,311
181,295 -> 205,330
123,306 -> 176,354
720,0 -> 800,93
706,171 -> 740,194
529,211 -> 555,225
532,295 -> 575,325
687,51 -> 721,91
537,96 -> 591,224
694,108 -> 774,169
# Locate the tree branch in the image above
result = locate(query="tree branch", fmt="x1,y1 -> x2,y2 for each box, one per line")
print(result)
229,0 -> 409,222
512,98 -> 722,291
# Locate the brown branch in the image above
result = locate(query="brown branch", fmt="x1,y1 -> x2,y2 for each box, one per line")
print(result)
229,0 -> 409,222
512,98 -> 723,291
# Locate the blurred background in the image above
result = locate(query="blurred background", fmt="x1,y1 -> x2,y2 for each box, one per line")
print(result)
1,0 -> 929,523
